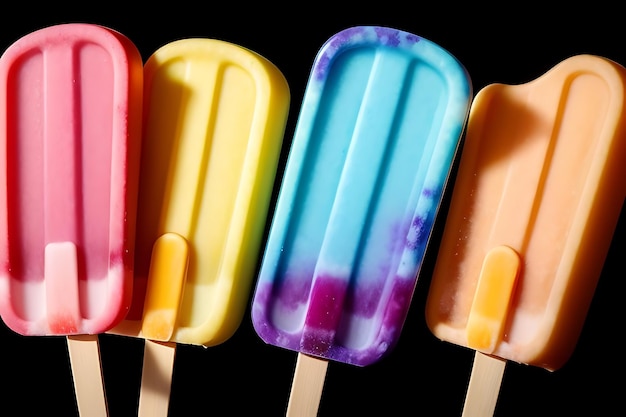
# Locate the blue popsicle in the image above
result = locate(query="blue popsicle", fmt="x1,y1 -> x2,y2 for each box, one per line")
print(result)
252,26 -> 472,367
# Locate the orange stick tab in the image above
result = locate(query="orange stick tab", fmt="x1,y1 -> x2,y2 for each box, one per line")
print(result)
141,233 -> 189,341
466,245 -> 520,353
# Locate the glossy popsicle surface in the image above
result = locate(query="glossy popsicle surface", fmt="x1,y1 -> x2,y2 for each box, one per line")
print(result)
0,23 -> 143,336
425,54 -> 626,371
109,38 -> 290,347
252,26 -> 472,367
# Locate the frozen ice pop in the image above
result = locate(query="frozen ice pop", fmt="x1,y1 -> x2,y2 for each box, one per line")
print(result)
251,26 -> 472,416
424,54 -> 626,416
107,38 -> 290,415
0,23 -> 143,416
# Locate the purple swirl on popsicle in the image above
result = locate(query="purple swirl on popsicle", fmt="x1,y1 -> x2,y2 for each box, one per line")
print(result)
326,275 -> 415,365
375,27 -> 401,47
406,216 -> 426,250
314,26 -> 421,81
252,210 -> 425,365
405,186 -> 438,251
421,187 -> 435,199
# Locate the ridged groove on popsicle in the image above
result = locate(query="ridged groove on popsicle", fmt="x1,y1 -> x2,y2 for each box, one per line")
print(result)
252,26 -> 472,366
426,54 -> 626,370
109,39 -> 290,347
0,23 -> 143,335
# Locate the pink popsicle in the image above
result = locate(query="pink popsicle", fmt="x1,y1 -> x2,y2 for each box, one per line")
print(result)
0,23 -> 143,336
0,23 -> 143,416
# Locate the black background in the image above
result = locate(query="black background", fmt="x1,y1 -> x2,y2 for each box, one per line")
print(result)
1,4 -> 624,416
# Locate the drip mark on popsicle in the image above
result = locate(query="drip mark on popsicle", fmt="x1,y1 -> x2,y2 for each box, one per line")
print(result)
314,26 -> 421,81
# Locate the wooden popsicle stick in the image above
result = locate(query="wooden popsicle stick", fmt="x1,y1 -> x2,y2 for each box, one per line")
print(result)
286,353 -> 329,417
66,334 -> 109,417
461,351 -> 507,417
138,340 -> 177,417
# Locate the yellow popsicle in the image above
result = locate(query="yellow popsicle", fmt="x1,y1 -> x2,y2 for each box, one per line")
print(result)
107,38 -> 290,415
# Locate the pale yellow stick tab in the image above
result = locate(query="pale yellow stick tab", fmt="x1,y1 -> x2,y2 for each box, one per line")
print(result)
138,340 -> 177,417
467,245 -> 521,352
461,352 -> 506,417
66,335 -> 109,417
286,353 -> 329,417
141,233 -> 189,341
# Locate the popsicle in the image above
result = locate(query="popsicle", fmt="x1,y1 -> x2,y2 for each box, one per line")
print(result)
424,54 -> 626,416
107,38 -> 290,415
0,23 -> 143,416
250,26 -> 472,416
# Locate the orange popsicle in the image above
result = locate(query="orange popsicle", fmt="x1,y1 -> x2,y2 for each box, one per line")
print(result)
425,54 -> 626,416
